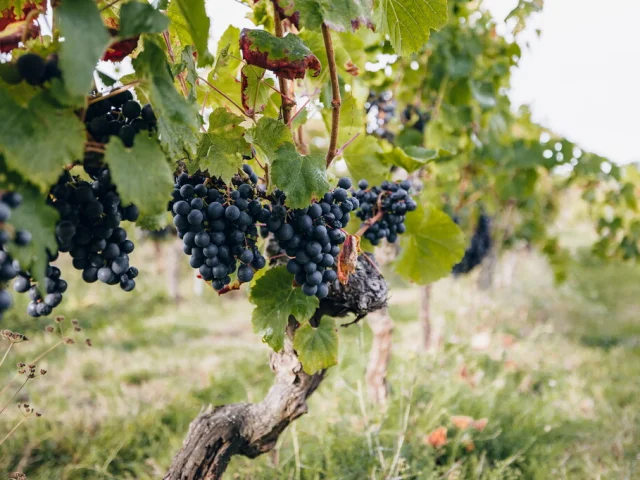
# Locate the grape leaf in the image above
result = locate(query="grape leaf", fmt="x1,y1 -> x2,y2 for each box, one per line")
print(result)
207,26 -> 243,111
250,266 -> 319,352
104,134 -> 173,217
245,117 -> 293,165
343,135 -> 390,186
0,174 -> 59,284
240,28 -> 321,80
56,0 -> 110,101
167,0 -> 213,67
383,145 -> 442,173
271,143 -> 330,209
376,0 -> 448,55
133,39 -> 199,159
293,316 -> 338,374
0,90 -> 85,192
240,65 -> 274,116
195,107 -> 250,184
321,92 -> 364,148
297,0 -> 374,31
394,205 -> 465,284
118,2 -> 169,38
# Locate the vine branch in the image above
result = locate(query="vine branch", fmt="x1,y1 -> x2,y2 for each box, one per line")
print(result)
322,23 -> 341,167
274,9 -> 295,125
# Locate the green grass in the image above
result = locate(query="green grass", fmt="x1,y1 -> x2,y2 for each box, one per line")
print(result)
1,243 -> 639,479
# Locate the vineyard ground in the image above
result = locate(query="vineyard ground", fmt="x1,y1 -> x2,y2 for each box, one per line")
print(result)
1,242 -> 639,479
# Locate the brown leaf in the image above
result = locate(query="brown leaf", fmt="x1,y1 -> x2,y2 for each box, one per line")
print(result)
337,234 -> 360,284
424,426 -> 447,448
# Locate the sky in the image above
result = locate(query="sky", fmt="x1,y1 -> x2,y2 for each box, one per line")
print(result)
209,0 -> 640,166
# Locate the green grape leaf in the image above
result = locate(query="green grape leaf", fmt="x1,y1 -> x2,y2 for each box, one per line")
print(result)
195,108 -> 250,183
56,0 -> 110,100
240,29 -> 321,80
321,92 -> 365,148
394,205 -> 465,284
376,0 -> 448,55
0,90 -> 85,192
167,0 -> 214,67
207,26 -> 243,111
297,0 -> 374,31
1,180 -> 59,284
104,134 -> 173,217
241,65 -> 274,116
293,316 -> 338,374
250,266 -> 319,352
133,39 -> 199,159
118,2 -> 169,38
343,135 -> 389,186
245,117 -> 293,165
271,143 -> 330,209
383,145 -> 442,173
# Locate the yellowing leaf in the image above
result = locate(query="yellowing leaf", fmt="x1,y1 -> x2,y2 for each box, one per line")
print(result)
293,316 -> 339,374
394,205 -> 465,284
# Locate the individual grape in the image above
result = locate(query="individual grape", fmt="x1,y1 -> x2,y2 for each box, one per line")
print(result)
301,283 -> 318,296
16,53 -> 45,85
237,264 -> 254,282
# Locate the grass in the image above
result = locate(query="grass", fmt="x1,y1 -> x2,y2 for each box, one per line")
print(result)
0,242 -> 639,479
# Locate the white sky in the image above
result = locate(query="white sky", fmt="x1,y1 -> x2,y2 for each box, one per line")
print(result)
212,0 -> 640,165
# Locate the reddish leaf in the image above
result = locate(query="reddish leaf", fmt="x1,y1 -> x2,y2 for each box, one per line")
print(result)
0,19 -> 39,53
102,32 -> 139,62
240,28 -> 320,80
337,234 -> 360,284
0,1 -> 44,53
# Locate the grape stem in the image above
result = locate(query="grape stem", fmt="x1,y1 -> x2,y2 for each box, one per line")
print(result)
355,211 -> 384,237
163,30 -> 190,98
322,23 -> 341,168
198,76 -> 254,122
87,81 -> 140,105
334,132 -> 360,158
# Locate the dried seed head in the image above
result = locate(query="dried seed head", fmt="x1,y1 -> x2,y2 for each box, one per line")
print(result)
64,338 -> 75,345
28,364 -> 36,369
45,325 -> 55,333
55,315 -> 64,323
36,412 -> 42,417
85,338 -> 92,347
74,326 -> 82,332
17,362 -> 25,368
71,319 -> 79,326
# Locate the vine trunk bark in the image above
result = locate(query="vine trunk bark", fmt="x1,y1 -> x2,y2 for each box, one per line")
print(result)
420,284 -> 433,350
165,255 -> 388,479
365,307 -> 394,404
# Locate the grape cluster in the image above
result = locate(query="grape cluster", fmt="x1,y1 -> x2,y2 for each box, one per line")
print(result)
365,91 -> 396,142
0,192 -> 37,318
0,53 -> 61,86
402,105 -> 430,133
48,167 -> 139,293
452,214 -> 492,275
15,255 -> 68,318
353,180 -> 417,245
270,178 -> 355,299
169,165 -> 266,291
85,90 -> 156,148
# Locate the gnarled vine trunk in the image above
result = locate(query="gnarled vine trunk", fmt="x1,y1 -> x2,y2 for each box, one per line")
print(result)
165,255 -> 388,480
